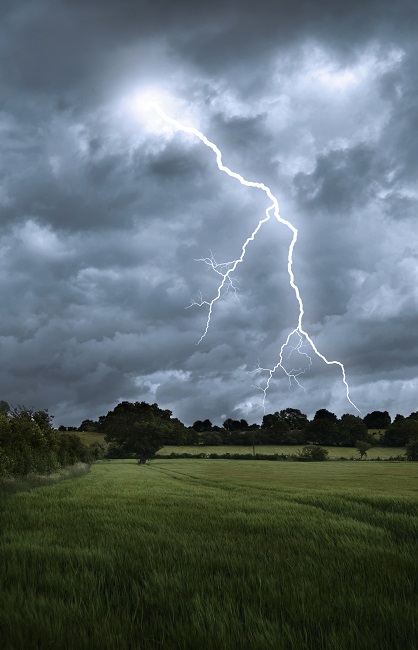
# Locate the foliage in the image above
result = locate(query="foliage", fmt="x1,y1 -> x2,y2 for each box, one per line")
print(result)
87,441 -> 107,461
338,414 -> 370,446
259,412 -> 296,444
192,419 -> 213,432
199,430 -> 223,445
105,441 -> 129,459
405,437 -> 418,461
313,408 -> 338,422
305,418 -> 339,445
0,408 -> 88,477
355,440 -> 372,459
278,407 -> 308,429
102,401 -> 188,463
381,418 -> 418,446
297,445 -> 329,461
0,400 -> 10,415
223,418 -> 249,432
78,419 -> 100,432
157,451 -> 291,460
363,410 -> 391,429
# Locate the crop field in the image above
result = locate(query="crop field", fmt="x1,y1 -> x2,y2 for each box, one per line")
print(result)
0,459 -> 417,649
158,444 -> 404,459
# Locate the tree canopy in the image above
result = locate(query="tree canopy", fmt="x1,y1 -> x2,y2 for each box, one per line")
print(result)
101,401 -> 188,463
363,410 -> 391,429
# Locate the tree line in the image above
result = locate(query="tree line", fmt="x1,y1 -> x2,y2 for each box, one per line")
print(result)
2,400 -> 418,477
0,404 -> 90,478
71,405 -> 418,449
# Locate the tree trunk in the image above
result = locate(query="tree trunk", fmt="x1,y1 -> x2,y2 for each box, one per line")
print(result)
137,455 -> 147,465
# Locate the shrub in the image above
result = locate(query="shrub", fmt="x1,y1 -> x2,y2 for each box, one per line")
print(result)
405,437 -> 418,461
0,447 -> 13,476
88,442 -> 107,461
297,445 -> 329,461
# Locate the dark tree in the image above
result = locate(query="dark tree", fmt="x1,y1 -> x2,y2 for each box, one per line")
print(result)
405,437 -> 418,461
228,429 -> 253,445
184,427 -> 199,445
381,419 -> 418,447
313,409 -> 338,422
192,419 -> 213,432
200,431 -> 223,446
260,413 -> 292,444
101,401 -> 187,463
223,418 -> 245,432
305,418 -> 339,445
338,414 -> 370,446
0,400 -> 10,415
278,408 -> 308,430
261,413 -> 287,430
363,411 -> 391,429
78,419 -> 100,432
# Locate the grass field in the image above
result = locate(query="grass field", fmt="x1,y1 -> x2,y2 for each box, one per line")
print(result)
74,431 -> 393,458
158,444 -> 405,459
75,430 -> 107,446
1,460 -> 416,649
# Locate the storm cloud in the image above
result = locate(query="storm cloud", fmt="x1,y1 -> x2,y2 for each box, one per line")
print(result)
1,0 -> 417,426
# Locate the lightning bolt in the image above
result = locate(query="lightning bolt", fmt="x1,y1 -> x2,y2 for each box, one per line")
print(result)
153,104 -> 359,413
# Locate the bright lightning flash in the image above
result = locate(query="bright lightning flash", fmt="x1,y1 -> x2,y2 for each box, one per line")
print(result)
139,97 -> 359,413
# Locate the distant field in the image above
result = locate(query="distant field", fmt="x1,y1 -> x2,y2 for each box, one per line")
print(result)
368,428 -> 387,440
159,444 -> 405,459
74,432 -> 396,458
74,430 -> 107,445
0,459 -> 417,649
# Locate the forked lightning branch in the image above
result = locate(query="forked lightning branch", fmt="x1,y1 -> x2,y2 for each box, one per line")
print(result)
152,103 -> 359,413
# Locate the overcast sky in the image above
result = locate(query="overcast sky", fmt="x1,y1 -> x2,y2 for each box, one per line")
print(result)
1,0 -> 417,426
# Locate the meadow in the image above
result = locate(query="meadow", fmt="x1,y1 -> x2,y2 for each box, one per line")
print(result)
158,444 -> 405,459
0,459 -> 417,649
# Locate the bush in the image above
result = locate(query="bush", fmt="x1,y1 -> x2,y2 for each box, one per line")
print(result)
297,445 -> 329,461
405,437 -> 418,461
88,442 -> 107,461
381,419 -> 418,446
0,447 -> 13,476
0,409 -> 89,477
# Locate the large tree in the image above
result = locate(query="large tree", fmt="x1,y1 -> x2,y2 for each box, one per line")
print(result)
381,419 -> 418,447
338,414 -> 370,446
363,410 -> 391,429
101,401 -> 187,464
278,408 -> 308,430
313,409 -> 338,422
192,419 -> 213,432
305,418 -> 339,445
260,413 -> 293,444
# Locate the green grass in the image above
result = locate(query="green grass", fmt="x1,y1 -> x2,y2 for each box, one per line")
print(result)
1,460 -> 417,649
159,444 -> 405,459
74,430 -> 107,446
368,429 -> 387,440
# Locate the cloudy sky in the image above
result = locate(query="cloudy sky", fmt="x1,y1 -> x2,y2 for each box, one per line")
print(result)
1,0 -> 418,427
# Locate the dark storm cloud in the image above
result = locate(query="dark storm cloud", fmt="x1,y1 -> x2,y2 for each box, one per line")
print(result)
294,144 -> 389,213
0,0 -> 417,425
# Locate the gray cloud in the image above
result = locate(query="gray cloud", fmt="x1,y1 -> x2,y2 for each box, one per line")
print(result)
0,0 -> 417,426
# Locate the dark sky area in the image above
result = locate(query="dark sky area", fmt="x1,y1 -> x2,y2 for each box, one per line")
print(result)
1,0 -> 418,426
